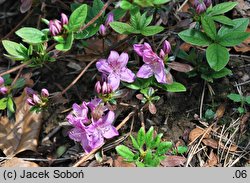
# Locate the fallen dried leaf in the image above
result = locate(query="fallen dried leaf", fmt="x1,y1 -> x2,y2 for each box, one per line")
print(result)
214,104 -> 226,120
179,42 -> 192,52
168,61 -> 194,73
0,91 -> 42,157
189,127 -> 210,142
113,156 -> 136,167
2,157 -> 39,167
161,155 -> 186,167
206,151 -> 218,167
240,112 -> 250,134
202,138 -> 218,149
234,28 -> 250,52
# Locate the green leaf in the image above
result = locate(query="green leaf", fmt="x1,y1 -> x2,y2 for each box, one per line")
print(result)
178,29 -> 212,46
15,27 -> 47,44
123,77 -> 153,90
140,26 -> 164,36
135,161 -> 145,167
156,141 -> 172,156
110,21 -> 139,34
134,0 -> 154,7
209,2 -> 238,16
137,127 -> 146,148
206,43 -> 229,71
144,150 -> 153,165
151,133 -> 163,148
177,146 -> 188,154
0,98 -> 7,110
130,135 -> 140,151
218,31 -> 250,47
145,127 -> 154,149
55,32 -> 74,51
157,82 -> 186,92
153,0 -> 171,5
237,107 -> 245,114
245,96 -> 250,105
144,15 -> 153,27
211,68 -> 232,79
201,16 -> 217,40
2,40 -> 28,60
205,109 -> 215,120
68,4 -> 88,32
227,93 -> 242,102
116,145 -> 135,161
7,97 -> 15,113
218,18 -> 249,36
75,25 -> 100,39
211,15 -> 235,26
120,0 -> 134,10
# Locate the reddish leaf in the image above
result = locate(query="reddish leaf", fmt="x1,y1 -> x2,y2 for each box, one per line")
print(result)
168,62 -> 194,73
189,127 -> 210,142
161,155 -> 186,167
113,156 -> 136,167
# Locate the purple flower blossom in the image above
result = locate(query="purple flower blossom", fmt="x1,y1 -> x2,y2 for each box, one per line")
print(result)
41,88 -> 49,98
134,43 -> 167,83
105,13 -> 114,27
196,2 -> 206,14
203,0 -> 212,7
99,24 -> 107,36
20,0 -> 32,13
61,13 -> 68,25
26,88 -> 49,108
96,51 -> 135,90
86,111 -> 118,149
67,102 -> 89,127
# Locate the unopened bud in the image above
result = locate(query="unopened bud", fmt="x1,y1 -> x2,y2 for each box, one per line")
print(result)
0,87 -> 8,95
95,81 -> 101,94
163,40 -> 171,55
41,88 -> 49,98
105,13 -> 114,27
99,24 -> 107,36
61,13 -> 68,25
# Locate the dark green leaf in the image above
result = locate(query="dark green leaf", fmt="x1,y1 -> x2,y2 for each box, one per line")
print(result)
201,16 -> 217,40
237,107 -> 245,114
15,27 -> 47,44
120,0 -> 134,10
178,29 -> 212,46
218,18 -> 249,36
245,96 -> 250,105
110,21 -> 139,34
116,145 -> 135,161
13,78 -> 25,89
68,4 -> 88,32
211,68 -> 232,79
227,93 -> 242,102
55,32 -> 74,51
218,31 -> 250,47
211,15 -> 235,26
205,109 -> 215,120
140,26 -> 164,36
123,77 -> 153,90
209,2 -> 238,16
206,43 -> 229,71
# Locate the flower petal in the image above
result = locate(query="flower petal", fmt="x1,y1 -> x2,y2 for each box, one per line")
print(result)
117,52 -> 129,68
120,68 -> 135,83
137,64 -> 154,78
153,62 -> 167,83
103,111 -> 115,125
133,44 -> 144,57
102,126 -> 119,139
107,73 -> 120,91
107,51 -> 119,65
96,59 -> 111,75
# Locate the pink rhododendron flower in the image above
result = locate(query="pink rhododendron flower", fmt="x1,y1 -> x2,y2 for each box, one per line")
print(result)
96,51 -> 135,90
134,43 -> 167,83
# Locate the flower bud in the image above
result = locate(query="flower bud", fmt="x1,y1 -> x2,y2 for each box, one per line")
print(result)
99,24 -> 107,36
49,20 -> 62,36
105,13 -> 114,27
61,13 -> 68,25
203,0 -> 212,7
95,81 -> 101,94
0,87 -> 8,95
0,76 -> 4,86
27,98 -> 35,106
107,83 -> 113,94
159,49 -> 166,60
163,40 -> 171,55
25,87 -> 35,96
102,81 -> 108,94
33,94 -> 42,104
196,2 -> 206,14
41,88 -> 49,98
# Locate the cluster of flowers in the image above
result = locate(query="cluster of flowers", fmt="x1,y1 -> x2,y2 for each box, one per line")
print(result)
67,40 -> 172,153
26,88 -> 49,108
99,13 -> 114,36
49,13 -> 69,36
0,76 -> 8,95
194,0 -> 212,14
67,98 -> 119,153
